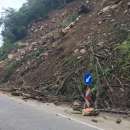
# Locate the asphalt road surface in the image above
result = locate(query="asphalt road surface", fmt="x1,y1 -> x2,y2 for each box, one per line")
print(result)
0,94 -> 102,130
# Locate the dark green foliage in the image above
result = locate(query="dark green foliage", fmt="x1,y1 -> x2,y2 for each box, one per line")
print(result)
115,35 -> 130,77
0,0 -> 74,43
1,60 -> 22,83
0,41 -> 18,60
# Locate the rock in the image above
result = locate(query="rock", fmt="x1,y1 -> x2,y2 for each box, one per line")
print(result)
75,16 -> 81,22
91,119 -> 98,123
73,100 -> 81,106
124,10 -> 128,14
32,42 -> 38,45
98,21 -> 102,25
74,49 -> 79,54
103,33 -> 107,36
27,61 -> 31,65
116,119 -> 122,124
97,42 -> 104,47
77,56 -> 82,59
34,48 -> 37,51
86,0 -> 90,4
80,49 -> 86,54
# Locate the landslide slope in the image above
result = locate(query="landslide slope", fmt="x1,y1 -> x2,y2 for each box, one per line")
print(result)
0,0 -> 130,110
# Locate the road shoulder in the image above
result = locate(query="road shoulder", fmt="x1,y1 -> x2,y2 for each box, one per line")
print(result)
0,91 -> 130,130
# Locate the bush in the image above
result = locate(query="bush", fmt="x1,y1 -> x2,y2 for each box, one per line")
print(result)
0,0 -> 75,60
0,0 -> 75,43
114,35 -> 130,77
0,41 -> 18,60
1,60 -> 22,83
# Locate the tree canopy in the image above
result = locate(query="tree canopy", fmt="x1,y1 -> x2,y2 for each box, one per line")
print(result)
0,0 -> 74,60
0,0 -> 74,43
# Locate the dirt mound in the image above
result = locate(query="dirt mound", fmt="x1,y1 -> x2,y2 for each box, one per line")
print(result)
0,0 -> 130,110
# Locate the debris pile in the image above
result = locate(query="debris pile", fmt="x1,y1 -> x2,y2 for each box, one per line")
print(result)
0,0 -> 130,112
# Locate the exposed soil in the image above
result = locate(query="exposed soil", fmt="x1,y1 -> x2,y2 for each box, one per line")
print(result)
0,0 -> 130,111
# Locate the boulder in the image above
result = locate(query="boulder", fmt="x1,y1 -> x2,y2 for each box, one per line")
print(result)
80,49 -> 86,54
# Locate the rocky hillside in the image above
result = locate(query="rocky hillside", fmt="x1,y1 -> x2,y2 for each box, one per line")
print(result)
0,0 -> 130,110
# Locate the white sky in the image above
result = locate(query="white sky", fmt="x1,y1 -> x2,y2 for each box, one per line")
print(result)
0,0 -> 27,46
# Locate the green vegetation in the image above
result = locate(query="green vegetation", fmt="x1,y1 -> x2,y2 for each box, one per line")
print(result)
0,42 -> 18,60
63,55 -> 82,70
0,0 -> 75,60
116,37 -> 130,55
1,60 -> 22,83
115,35 -> 130,77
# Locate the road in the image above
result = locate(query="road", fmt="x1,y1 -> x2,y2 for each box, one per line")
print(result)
0,94 -> 102,130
